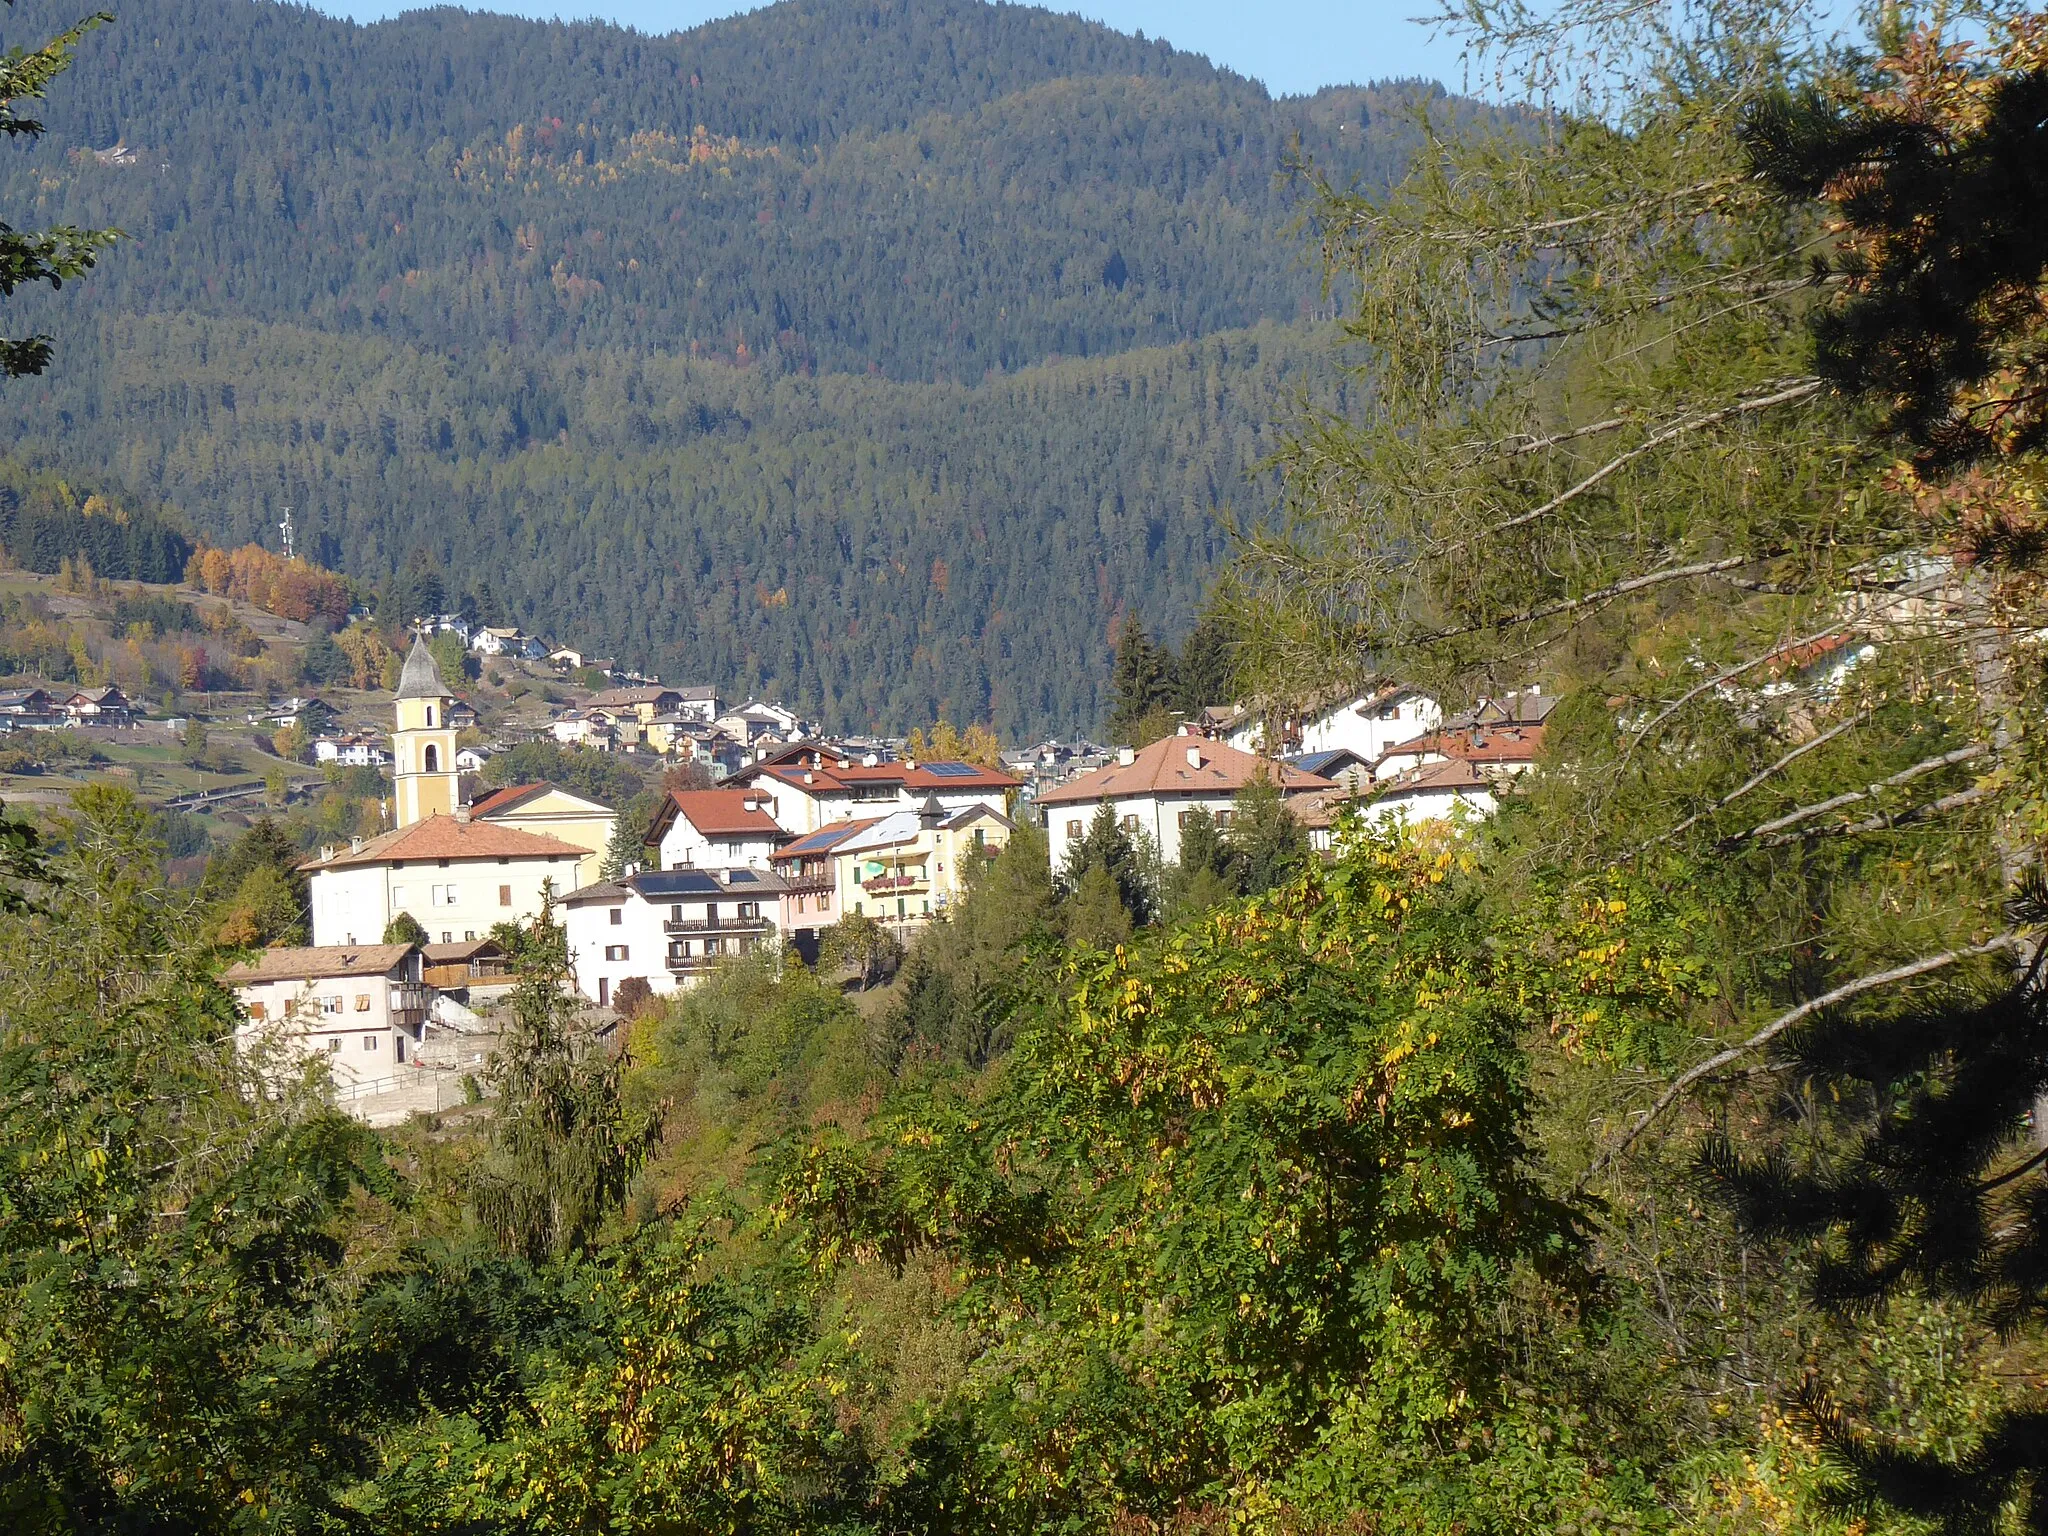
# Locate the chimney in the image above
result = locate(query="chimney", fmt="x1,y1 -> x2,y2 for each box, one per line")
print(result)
804,770 -> 815,784
454,806 -> 470,824
904,757 -> 917,772
1186,745 -> 1203,770
1117,746 -> 1136,767
349,836 -> 363,853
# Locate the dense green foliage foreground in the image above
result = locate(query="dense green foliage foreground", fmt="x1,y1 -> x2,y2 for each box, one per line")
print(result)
0,0 -> 1461,735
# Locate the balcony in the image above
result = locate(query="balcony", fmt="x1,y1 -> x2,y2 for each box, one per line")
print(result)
663,912 -> 774,936
664,935 -> 766,973
389,982 -> 431,1031
861,871 -> 929,896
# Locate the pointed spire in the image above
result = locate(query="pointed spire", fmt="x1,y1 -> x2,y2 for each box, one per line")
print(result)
395,632 -> 449,700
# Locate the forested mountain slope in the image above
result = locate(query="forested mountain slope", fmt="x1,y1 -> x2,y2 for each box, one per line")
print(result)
0,0 -> 1453,733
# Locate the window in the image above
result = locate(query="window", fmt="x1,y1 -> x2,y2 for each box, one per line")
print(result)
431,883 -> 457,907
609,907 -> 623,926
1214,809 -> 1236,829
247,1001 -> 267,1021
604,944 -> 630,962
1177,810 -> 1193,829
324,1036 -> 341,1054
1120,815 -> 1139,833
464,930 -> 475,941
973,828 -> 986,851
441,932 -> 452,944
818,892 -> 830,911
391,885 -> 406,907
668,941 -> 687,959
598,977 -> 609,1005
737,902 -> 760,920
354,993 -> 371,1012
320,995 -> 342,1015
424,744 -> 439,772
499,885 -> 512,906
1066,820 -> 1083,840
426,706 -> 436,728
704,936 -> 723,956
362,1035 -> 377,1051
670,904 -> 683,923
727,841 -> 742,857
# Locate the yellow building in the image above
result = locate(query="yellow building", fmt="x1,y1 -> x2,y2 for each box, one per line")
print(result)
832,796 -> 1012,934
392,635 -> 459,827
468,781 -> 617,888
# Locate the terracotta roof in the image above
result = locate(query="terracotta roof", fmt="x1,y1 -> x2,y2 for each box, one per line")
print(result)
300,813 -> 587,870
468,781 -> 615,816
1037,735 -> 1332,806
743,759 -> 1020,794
1378,758 -> 1494,795
223,943 -> 416,983
647,787 -> 786,842
422,937 -> 505,963
1377,724 -> 1544,770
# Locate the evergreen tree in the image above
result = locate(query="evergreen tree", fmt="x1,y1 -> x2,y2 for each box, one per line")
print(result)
470,898 -> 661,1263
1173,607 -> 1239,714
382,910 -> 427,946
1227,773 -> 1309,896
1059,803 -> 1152,926
1105,616 -> 1178,745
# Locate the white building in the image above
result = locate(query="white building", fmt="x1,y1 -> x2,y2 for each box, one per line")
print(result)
303,815 -> 589,946
1298,686 -> 1442,761
473,626 -> 543,659
315,734 -> 391,768
562,867 -> 787,1005
645,787 -> 788,870
223,942 -> 431,1087
730,747 -> 1018,835
1036,730 -> 1333,872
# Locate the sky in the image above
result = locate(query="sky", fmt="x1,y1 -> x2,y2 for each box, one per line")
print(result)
320,0 -> 1470,97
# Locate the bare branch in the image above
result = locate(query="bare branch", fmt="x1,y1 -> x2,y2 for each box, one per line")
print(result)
1577,933 -> 2028,1190
1718,743 -> 1989,848
1440,378 -> 1823,557
1756,782 -> 1993,848
1414,555 -> 1767,645
1646,705 -> 1882,850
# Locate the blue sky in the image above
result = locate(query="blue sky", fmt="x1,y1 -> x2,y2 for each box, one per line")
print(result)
319,0 -> 1469,97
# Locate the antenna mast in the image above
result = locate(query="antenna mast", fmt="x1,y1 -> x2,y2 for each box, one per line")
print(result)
278,505 -> 296,562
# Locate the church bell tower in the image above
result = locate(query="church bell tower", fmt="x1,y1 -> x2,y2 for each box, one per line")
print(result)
392,634 -> 459,828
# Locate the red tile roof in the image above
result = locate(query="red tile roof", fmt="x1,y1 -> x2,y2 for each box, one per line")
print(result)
648,788 -> 786,841
1037,735 -> 1331,806
300,813 -> 587,870
742,759 -> 1021,794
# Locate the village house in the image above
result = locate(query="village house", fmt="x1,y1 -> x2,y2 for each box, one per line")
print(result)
561,866 -> 787,1004
769,820 -> 865,960
547,646 -> 587,670
1037,730 -> 1332,872
1370,689 -> 1554,782
223,942 -> 431,1084
0,686 -> 61,728
831,798 -> 1013,935
549,710 -> 616,751
453,744 -> 493,773
645,787 -> 788,870
1294,760 -> 1502,852
303,816 -> 587,946
585,684 -> 684,725
1298,685 -> 1442,761
1285,746 -> 1376,793
730,746 -> 1019,835
472,626 -> 544,659
467,780 -> 617,887
60,683 -> 133,726
715,699 -> 807,744
314,732 -> 390,768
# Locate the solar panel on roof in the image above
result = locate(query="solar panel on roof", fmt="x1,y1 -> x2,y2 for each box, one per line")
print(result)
923,762 -> 983,777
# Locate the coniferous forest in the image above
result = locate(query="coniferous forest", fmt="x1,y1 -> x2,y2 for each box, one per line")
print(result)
0,0 -> 1468,736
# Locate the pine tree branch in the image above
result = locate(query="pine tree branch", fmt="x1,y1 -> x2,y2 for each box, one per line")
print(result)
1577,933 -> 2027,1191
1646,705 -> 1883,850
1440,378 -> 1823,556
1717,743 -> 1989,849
1755,783 -> 1993,847
1413,554 -> 1768,645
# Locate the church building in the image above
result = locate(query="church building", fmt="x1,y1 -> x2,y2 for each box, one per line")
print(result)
302,635 -> 601,946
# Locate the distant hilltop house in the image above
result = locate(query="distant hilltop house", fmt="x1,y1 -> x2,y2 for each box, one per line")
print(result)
1036,730 -> 1332,871
59,684 -> 135,726
471,626 -> 544,660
